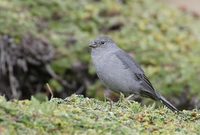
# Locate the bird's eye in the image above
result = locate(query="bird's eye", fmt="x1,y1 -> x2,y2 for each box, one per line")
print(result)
100,41 -> 105,44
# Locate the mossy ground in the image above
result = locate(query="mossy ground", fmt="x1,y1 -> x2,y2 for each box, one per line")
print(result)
0,95 -> 199,135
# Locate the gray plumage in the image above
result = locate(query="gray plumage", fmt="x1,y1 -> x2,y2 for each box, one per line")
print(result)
89,36 -> 178,112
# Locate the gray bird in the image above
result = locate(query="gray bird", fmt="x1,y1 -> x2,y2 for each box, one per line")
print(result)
89,36 -> 178,112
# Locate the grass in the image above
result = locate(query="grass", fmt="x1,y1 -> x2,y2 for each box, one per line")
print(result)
0,95 -> 199,135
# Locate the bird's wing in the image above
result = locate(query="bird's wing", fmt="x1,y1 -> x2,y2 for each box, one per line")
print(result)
114,50 -> 158,99
114,50 -> 144,74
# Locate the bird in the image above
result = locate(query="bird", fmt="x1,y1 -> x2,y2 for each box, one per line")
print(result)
89,36 -> 178,112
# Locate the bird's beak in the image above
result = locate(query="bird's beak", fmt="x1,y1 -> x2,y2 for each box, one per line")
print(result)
89,41 -> 97,48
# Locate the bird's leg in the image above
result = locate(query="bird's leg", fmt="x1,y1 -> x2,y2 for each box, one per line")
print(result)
126,94 -> 142,100
126,94 -> 134,100
106,97 -> 113,111
125,94 -> 143,104
104,93 -> 113,111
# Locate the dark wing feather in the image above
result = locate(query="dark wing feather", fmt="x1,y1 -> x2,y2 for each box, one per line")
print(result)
135,73 -> 158,99
115,50 -> 158,98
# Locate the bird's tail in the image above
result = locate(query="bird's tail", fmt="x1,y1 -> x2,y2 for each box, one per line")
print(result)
140,90 -> 179,112
158,95 -> 179,112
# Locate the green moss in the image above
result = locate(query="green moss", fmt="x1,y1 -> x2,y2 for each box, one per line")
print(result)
0,95 -> 199,134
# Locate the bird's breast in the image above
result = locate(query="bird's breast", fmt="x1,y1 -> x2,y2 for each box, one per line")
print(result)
92,52 -> 139,93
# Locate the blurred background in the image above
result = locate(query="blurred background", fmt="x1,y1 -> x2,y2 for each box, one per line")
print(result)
0,0 -> 200,110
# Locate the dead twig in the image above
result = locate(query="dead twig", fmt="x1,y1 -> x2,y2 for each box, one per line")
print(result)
46,83 -> 54,100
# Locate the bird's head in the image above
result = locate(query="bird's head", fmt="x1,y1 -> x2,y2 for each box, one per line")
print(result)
89,36 -> 117,50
